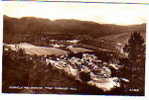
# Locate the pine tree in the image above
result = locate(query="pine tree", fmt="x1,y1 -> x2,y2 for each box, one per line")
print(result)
123,32 -> 145,94
126,32 -> 144,71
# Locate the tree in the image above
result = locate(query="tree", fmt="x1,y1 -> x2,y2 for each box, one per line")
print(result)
79,71 -> 91,82
125,32 -> 144,70
123,32 -> 145,94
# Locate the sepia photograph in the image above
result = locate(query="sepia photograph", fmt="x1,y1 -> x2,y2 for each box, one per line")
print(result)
2,2 -> 147,96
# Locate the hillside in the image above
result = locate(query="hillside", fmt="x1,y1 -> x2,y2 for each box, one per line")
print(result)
3,15 -> 146,46
98,31 -> 146,47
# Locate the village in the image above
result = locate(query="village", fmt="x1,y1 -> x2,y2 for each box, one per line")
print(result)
45,52 -> 130,92
3,42 -> 130,92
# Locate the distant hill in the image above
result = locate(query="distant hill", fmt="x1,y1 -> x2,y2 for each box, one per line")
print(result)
3,15 -> 146,46
98,31 -> 146,47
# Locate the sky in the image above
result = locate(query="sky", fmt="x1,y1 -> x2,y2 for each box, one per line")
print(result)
3,2 -> 149,25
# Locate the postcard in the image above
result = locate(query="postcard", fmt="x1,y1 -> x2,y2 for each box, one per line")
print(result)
1,2 -> 149,98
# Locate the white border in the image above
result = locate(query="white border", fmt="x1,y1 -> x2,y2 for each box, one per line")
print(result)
2,0 -> 149,3
0,0 -> 3,94
145,17 -> 149,99
0,1 -> 149,100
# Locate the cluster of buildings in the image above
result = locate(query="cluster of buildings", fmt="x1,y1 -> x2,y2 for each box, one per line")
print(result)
45,53 -> 126,91
46,53 -> 122,79
4,42 -> 129,92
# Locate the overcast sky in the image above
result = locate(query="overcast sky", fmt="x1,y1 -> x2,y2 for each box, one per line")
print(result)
3,2 -> 149,25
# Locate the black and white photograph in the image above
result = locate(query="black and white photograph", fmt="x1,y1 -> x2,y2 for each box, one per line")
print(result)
1,2 -> 148,97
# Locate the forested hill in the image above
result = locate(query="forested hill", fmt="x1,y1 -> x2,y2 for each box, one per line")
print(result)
3,15 -> 146,44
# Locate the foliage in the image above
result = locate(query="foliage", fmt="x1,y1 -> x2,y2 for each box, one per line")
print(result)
123,32 -> 145,94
